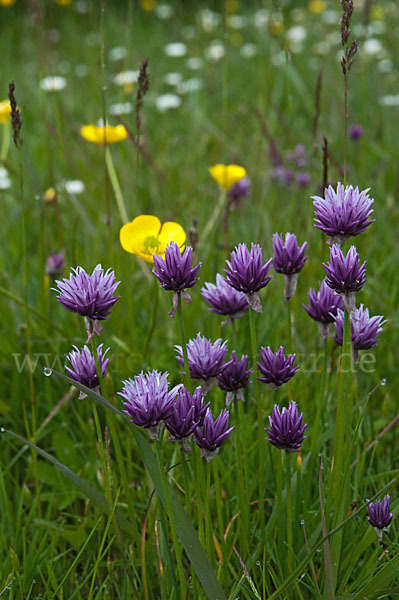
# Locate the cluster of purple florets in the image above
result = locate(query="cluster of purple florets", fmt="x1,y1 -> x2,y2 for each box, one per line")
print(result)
52,176 -> 392,534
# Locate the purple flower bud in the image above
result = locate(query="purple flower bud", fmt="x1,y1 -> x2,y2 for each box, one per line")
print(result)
45,249 -> 65,278
323,245 -> 367,304
153,242 -> 201,293
368,495 -> 393,541
265,401 -> 307,452
333,305 -> 384,362
201,274 -> 249,319
349,124 -> 363,141
272,232 -> 307,300
271,165 -> 294,186
164,386 -> 209,452
53,264 -> 120,338
257,346 -> 299,390
227,176 -> 250,203
303,280 -> 344,338
224,243 -> 273,313
119,370 -> 181,439
296,172 -> 311,187
195,407 -> 234,461
175,333 -> 232,391
312,182 -> 374,244
217,351 -> 252,406
65,344 -> 109,399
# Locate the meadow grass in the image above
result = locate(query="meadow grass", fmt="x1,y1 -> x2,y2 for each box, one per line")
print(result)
0,1 -> 398,598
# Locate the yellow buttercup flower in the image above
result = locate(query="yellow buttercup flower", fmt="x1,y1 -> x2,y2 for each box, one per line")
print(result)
80,124 -> 128,145
120,215 -> 186,264
55,0 -> 72,4
0,0 -> 17,6
140,0 -> 156,11
0,99 -> 11,123
209,164 -> 246,190
308,0 -> 326,14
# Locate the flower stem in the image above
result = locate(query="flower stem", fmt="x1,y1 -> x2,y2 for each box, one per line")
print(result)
310,337 -> 328,458
286,453 -> 293,584
275,450 -> 284,574
1,119 -> 11,161
248,307 -> 265,540
192,448 -> 205,546
176,293 -> 192,393
343,71 -> 348,187
143,278 -> 159,364
156,437 -> 187,600
105,146 -> 129,224
286,299 -> 293,352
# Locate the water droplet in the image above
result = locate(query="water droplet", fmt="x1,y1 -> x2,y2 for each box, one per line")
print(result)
0,427 -> 5,433
300,573 -> 306,580
381,378 -> 387,386
43,367 -> 52,377
300,519 -> 305,526
256,560 -> 261,566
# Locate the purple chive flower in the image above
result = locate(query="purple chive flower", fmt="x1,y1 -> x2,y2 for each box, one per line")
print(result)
165,386 -> 209,452
201,273 -> 249,323
323,245 -> 366,313
272,232 -> 307,301
54,264 -> 120,340
257,346 -> 299,390
333,305 -> 384,363
217,351 -> 252,406
271,165 -> 294,186
312,182 -> 375,245
367,495 -> 393,541
265,401 -> 307,452
45,249 -> 65,278
119,370 -> 181,439
195,407 -> 234,462
303,280 -> 345,338
224,243 -> 273,313
65,344 -> 109,399
175,333 -> 232,392
296,172 -> 311,187
153,242 -> 201,316
227,176 -> 250,203
349,124 -> 363,141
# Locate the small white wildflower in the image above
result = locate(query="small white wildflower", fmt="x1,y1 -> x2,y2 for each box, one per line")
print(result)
154,3 -> 174,19
114,70 -> 139,86
40,76 -> 67,92
379,94 -> 399,107
164,42 -> 187,57
163,72 -> 183,86
186,57 -> 203,70
109,102 -> 133,116
363,38 -> 384,56
199,8 -> 221,32
64,180 -> 85,195
0,167 -> 11,190
108,46 -> 127,62
155,93 -> 182,112
205,41 -> 225,62
227,14 -> 247,29
254,8 -> 269,29
286,25 -> 307,43
177,78 -> 203,95
240,43 -> 257,58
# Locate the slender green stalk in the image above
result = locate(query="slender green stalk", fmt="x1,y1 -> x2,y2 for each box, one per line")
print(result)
310,337 -> 328,458
286,453 -> 293,585
143,278 -> 159,364
286,299 -> 293,352
156,438 -> 187,600
192,448 -> 205,546
1,119 -> 11,161
248,307 -> 265,540
234,400 -> 249,556
176,293 -> 192,393
212,458 -> 225,558
275,450 -> 284,575
343,71 -> 348,187
199,188 -> 226,248
100,0 -> 111,227
105,147 -> 129,224
204,461 -> 213,561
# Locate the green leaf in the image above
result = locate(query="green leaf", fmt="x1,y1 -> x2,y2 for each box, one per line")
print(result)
2,428 -> 136,539
9,369 -> 227,600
